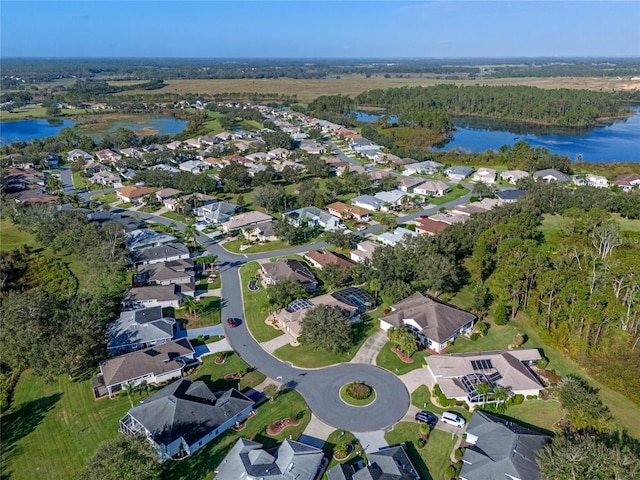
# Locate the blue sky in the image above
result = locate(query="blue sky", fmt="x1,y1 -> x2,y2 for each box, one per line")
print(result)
1,1 -> 639,58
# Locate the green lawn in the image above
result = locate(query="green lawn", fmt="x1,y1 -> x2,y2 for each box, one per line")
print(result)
161,211 -> 190,223
0,220 -> 38,251
175,296 -> 222,328
445,323 -> 521,355
385,423 -> 458,480
540,213 -> 640,241
411,385 -> 431,409
505,399 -> 564,432
137,205 -> 163,214
273,315 -> 379,368
322,430 -> 366,473
92,192 -> 117,204
71,170 -> 91,189
239,262 -> 283,342
428,187 -> 470,205
376,342 -> 431,375
223,239 -> 292,254
0,352 -> 270,480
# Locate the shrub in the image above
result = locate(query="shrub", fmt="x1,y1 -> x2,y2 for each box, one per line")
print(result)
433,384 -> 454,407
494,301 -> 509,325
444,465 -> 457,479
454,448 -> 466,460
513,333 -> 526,346
512,394 -> 525,405
475,321 -> 488,336
470,332 -> 479,341
537,357 -> 549,369
417,438 -> 426,448
526,395 -> 538,400
347,382 -> 372,400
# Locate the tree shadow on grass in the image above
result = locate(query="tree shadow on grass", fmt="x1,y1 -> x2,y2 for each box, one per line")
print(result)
1,393 -> 63,479
391,441 -> 434,480
196,374 -> 240,393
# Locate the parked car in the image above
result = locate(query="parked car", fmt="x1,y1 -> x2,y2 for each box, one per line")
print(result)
227,317 -> 240,328
415,411 -> 438,426
441,411 -> 466,428
357,225 -> 367,231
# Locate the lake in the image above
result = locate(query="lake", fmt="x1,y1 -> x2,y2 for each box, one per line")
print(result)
432,108 -> 640,163
0,119 -> 76,144
356,108 -> 640,163
0,116 -> 188,145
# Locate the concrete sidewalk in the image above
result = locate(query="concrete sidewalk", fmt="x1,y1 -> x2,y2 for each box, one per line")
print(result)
194,338 -> 231,358
260,331 -> 296,354
299,414 -> 335,449
353,430 -> 388,453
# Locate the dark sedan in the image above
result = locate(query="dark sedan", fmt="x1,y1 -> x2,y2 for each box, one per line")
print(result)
227,317 -> 240,328
415,410 -> 438,426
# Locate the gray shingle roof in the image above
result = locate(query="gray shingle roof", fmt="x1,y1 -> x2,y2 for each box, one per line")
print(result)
353,446 -> 419,480
215,438 -> 324,480
460,411 -> 551,480
126,378 -> 253,449
262,259 -> 317,286
129,243 -> 190,265
100,338 -> 194,388
107,306 -> 176,351
381,293 -> 476,343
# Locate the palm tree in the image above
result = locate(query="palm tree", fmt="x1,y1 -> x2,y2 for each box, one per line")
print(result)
493,386 -> 509,406
369,279 -> 381,300
166,222 -> 177,236
121,382 -> 135,408
183,225 -> 198,248
181,296 -> 201,320
475,383 -> 493,407
46,176 -> 63,194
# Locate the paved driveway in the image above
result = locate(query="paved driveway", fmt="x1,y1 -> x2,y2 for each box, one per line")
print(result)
353,430 -> 388,454
350,330 -> 387,365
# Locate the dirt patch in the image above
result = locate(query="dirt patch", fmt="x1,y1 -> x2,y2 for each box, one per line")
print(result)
391,346 -> 414,363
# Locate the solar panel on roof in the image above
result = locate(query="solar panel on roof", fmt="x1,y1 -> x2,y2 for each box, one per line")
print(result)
471,359 -> 493,371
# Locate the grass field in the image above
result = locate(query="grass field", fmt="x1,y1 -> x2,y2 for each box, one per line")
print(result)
222,239 -> 292,254
385,423 -> 458,480
174,296 -> 221,327
121,75 -> 633,102
376,342 -> 431,375
428,186 -> 470,205
0,220 -> 37,251
239,262 -> 284,342
540,213 -> 640,241
0,352 -> 272,480
0,107 -> 83,121
92,191 -> 117,204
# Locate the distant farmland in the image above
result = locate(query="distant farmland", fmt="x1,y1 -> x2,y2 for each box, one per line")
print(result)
114,74 -> 637,102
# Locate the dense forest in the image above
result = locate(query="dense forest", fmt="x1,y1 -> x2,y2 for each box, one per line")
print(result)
354,183 -> 640,405
3,58 -> 639,84
326,84 -> 630,127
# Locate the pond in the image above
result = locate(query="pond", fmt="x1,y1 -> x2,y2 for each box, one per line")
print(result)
0,119 -> 76,144
0,115 -> 188,145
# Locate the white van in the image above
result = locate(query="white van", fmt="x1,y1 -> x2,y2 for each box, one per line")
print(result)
441,411 -> 466,428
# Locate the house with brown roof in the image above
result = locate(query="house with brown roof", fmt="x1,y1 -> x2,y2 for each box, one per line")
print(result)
90,171 -> 122,186
414,180 -> 449,197
326,202 -> 370,221
303,250 -> 354,271
155,188 -> 183,203
95,149 -> 122,163
220,211 -> 272,232
397,176 -> 424,192
116,186 -> 157,203
380,293 -> 476,353
97,338 -> 196,397
416,217 -> 449,236
261,259 -> 317,291
612,173 -> 640,191
427,349 -> 544,405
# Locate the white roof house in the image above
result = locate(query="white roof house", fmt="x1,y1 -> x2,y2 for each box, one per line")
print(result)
472,168 -> 497,185
377,227 -> 418,246
414,180 -> 449,196
501,170 -> 529,184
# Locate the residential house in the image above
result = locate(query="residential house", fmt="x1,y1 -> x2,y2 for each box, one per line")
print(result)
126,229 -> 178,251
183,138 -> 202,149
214,132 -> 235,142
67,149 -> 93,163
414,180 -> 449,197
195,201 -> 239,224
286,206 -> 342,231
95,149 -> 122,163
459,411 -> 551,480
213,438 -> 325,480
416,217 -> 449,236
261,259 -> 317,291
612,173 -> 640,191
247,164 -> 268,177
220,211 -> 272,233
403,160 -> 444,176
165,140 -> 182,151
472,168 -> 497,184
303,250 -> 354,270
429,212 -> 469,225
327,445 -> 419,480
387,156 -> 418,167
572,173 -> 609,188
120,147 -> 143,158
496,189 -> 527,203
155,188 -> 183,204
90,171 -> 121,186
272,287 -> 375,338
242,220 -> 277,243
44,153 -> 60,168
299,139 -> 325,155
376,227 -> 419,247
151,163 -> 180,174
268,147 -> 290,159
533,169 -> 570,183
116,186 -> 156,203
326,202 -> 370,221
120,378 -> 253,461
97,338 -> 196,397
367,169 -> 390,186
137,260 -> 195,286
427,349 -> 544,405
129,243 -> 191,266
144,144 -> 168,154
351,194 -> 384,211
178,160 -> 209,174
374,190 -> 406,210
122,284 -> 192,309
501,169 -> 529,185
198,134 -> 217,146
107,306 -> 176,354
379,292 -> 477,353
245,152 -> 271,163
445,166 -> 474,181
83,161 -> 110,177
350,240 -> 379,263
397,176 -> 424,192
